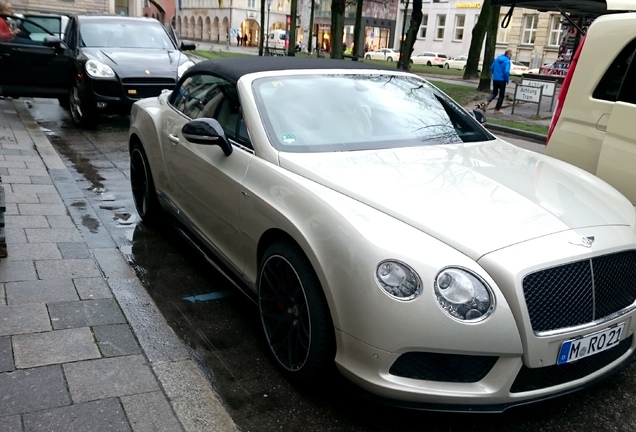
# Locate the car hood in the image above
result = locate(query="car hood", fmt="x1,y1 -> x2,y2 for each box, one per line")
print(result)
278,139 -> 635,259
81,48 -> 190,79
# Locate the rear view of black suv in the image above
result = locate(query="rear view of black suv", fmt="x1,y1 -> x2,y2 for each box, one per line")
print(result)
0,14 -> 196,127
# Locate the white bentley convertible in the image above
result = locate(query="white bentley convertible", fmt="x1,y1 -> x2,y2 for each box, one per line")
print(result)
129,57 -> 636,411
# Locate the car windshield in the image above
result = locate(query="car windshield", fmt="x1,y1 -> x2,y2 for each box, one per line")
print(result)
253,73 -> 493,153
79,19 -> 176,49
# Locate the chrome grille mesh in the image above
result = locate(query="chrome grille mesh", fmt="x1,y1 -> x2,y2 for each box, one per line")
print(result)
523,250 -> 636,333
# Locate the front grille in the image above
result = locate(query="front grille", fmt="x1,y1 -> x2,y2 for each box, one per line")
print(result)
523,250 -> 636,333
121,77 -> 176,100
389,352 -> 498,383
510,335 -> 632,393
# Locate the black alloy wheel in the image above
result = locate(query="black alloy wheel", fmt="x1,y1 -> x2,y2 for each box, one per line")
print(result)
69,84 -> 98,128
427,61 -> 432,66
130,142 -> 163,226
258,242 -> 335,383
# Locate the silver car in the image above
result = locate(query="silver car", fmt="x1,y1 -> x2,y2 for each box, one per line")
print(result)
129,57 -> 636,412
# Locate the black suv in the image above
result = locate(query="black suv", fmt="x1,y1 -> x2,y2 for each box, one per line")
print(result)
0,14 -> 196,127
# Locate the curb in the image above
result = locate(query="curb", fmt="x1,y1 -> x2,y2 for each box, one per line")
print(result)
484,122 -> 548,145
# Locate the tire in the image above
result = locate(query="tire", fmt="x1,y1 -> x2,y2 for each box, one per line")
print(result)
426,61 -> 432,66
58,97 -> 70,109
69,84 -> 98,128
365,55 -> 371,60
130,142 -> 164,226
444,63 -> 450,69
258,242 -> 335,383
387,56 -> 393,62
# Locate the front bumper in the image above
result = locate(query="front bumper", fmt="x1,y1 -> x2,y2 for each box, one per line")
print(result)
85,77 -> 176,114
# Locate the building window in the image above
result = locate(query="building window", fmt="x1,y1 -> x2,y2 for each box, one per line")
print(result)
522,14 -> 538,45
419,14 -> 428,39
453,14 -> 465,41
497,14 -> 509,43
435,14 -> 446,40
247,0 -> 256,7
548,15 -> 562,46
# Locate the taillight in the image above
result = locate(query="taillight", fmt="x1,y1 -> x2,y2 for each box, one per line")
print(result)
547,35 -> 587,144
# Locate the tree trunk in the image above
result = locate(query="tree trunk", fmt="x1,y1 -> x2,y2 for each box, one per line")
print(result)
330,0 -> 346,59
397,0 -> 422,70
463,0 -> 491,79
287,0 -> 298,56
352,0 -> 364,59
259,0 -> 265,56
478,5 -> 500,91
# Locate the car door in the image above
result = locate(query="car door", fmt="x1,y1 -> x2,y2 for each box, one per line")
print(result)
0,14 -> 73,98
162,72 -> 253,271
595,38 -> 636,207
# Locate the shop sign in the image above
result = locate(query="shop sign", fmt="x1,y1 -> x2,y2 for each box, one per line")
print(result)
456,3 -> 482,8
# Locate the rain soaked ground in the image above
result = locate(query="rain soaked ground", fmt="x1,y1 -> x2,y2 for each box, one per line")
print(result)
25,98 -> 636,432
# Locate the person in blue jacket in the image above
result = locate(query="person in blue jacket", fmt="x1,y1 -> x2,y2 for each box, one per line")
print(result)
482,49 -> 512,113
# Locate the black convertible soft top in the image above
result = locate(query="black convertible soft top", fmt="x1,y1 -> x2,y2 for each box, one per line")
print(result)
184,57 -> 395,84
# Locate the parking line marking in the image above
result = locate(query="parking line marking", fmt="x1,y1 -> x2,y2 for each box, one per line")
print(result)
183,291 -> 235,303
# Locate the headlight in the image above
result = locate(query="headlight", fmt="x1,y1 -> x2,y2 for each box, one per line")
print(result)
375,260 -> 421,301
178,61 -> 195,78
85,60 -> 115,78
434,268 -> 494,322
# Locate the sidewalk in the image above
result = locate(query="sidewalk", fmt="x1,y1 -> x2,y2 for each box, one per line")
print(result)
0,99 -> 238,431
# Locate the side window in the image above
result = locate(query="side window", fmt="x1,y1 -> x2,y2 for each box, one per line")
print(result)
170,73 -> 251,148
593,39 -> 636,102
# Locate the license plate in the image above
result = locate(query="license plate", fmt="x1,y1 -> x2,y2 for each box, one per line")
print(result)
557,322 -> 625,365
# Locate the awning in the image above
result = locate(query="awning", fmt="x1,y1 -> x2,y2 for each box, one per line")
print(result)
490,0 -> 636,16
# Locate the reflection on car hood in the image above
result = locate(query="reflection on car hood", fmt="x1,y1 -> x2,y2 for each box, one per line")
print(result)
81,48 -> 189,79
279,139 -> 635,259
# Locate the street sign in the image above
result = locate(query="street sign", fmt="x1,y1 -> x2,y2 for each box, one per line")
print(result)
231,28 -> 238,37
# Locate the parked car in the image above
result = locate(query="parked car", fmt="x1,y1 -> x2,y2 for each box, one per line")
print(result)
0,14 -> 196,128
509,60 -> 530,76
443,55 -> 482,71
129,56 -> 636,412
546,11 -> 636,207
364,48 -> 400,62
412,52 -> 448,67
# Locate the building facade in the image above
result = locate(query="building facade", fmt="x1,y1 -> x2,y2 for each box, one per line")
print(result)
397,1 -> 566,67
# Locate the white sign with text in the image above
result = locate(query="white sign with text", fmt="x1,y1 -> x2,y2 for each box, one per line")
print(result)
521,78 -> 556,97
515,85 -> 542,103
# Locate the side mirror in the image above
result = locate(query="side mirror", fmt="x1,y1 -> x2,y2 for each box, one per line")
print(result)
43,36 -> 62,49
180,40 -> 196,51
470,109 -> 486,124
182,118 -> 233,156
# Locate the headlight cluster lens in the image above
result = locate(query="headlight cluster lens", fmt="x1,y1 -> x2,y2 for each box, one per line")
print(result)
85,60 -> 115,78
434,268 -> 494,321
178,61 -> 195,78
375,260 -> 421,301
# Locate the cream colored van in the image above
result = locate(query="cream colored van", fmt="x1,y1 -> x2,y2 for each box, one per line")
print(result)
546,10 -> 636,207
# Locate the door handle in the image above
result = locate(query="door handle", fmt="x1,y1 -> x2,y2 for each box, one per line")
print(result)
168,133 -> 179,144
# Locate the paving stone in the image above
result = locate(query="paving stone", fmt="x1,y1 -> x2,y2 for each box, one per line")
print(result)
35,259 -> 100,280
23,398 -> 131,432
30,175 -> 53,185
3,203 -> 17,216
3,228 -> 26,244
0,167 -> 7,176
121,391 -> 184,432
13,327 -> 100,369
5,243 -> 62,261
57,242 -> 91,259
3,191 -> 38,204
11,184 -> 57,195
0,304 -> 51,336
17,203 -> 67,216
48,299 -> 126,329
0,260 -> 36,283
0,284 -> 5,305
0,160 -> 25,168
64,355 -> 159,403
0,365 -> 71,416
36,193 -> 63,204
5,279 -> 78,305
25,228 -> 82,243
45,214 -> 76,229
0,336 -> 14,372
3,215 -> 48,228
0,415 -> 21,432
92,248 -> 135,279
0,175 -> 30,184
7,168 -> 48,177
73,277 -> 112,300
93,324 -> 141,357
